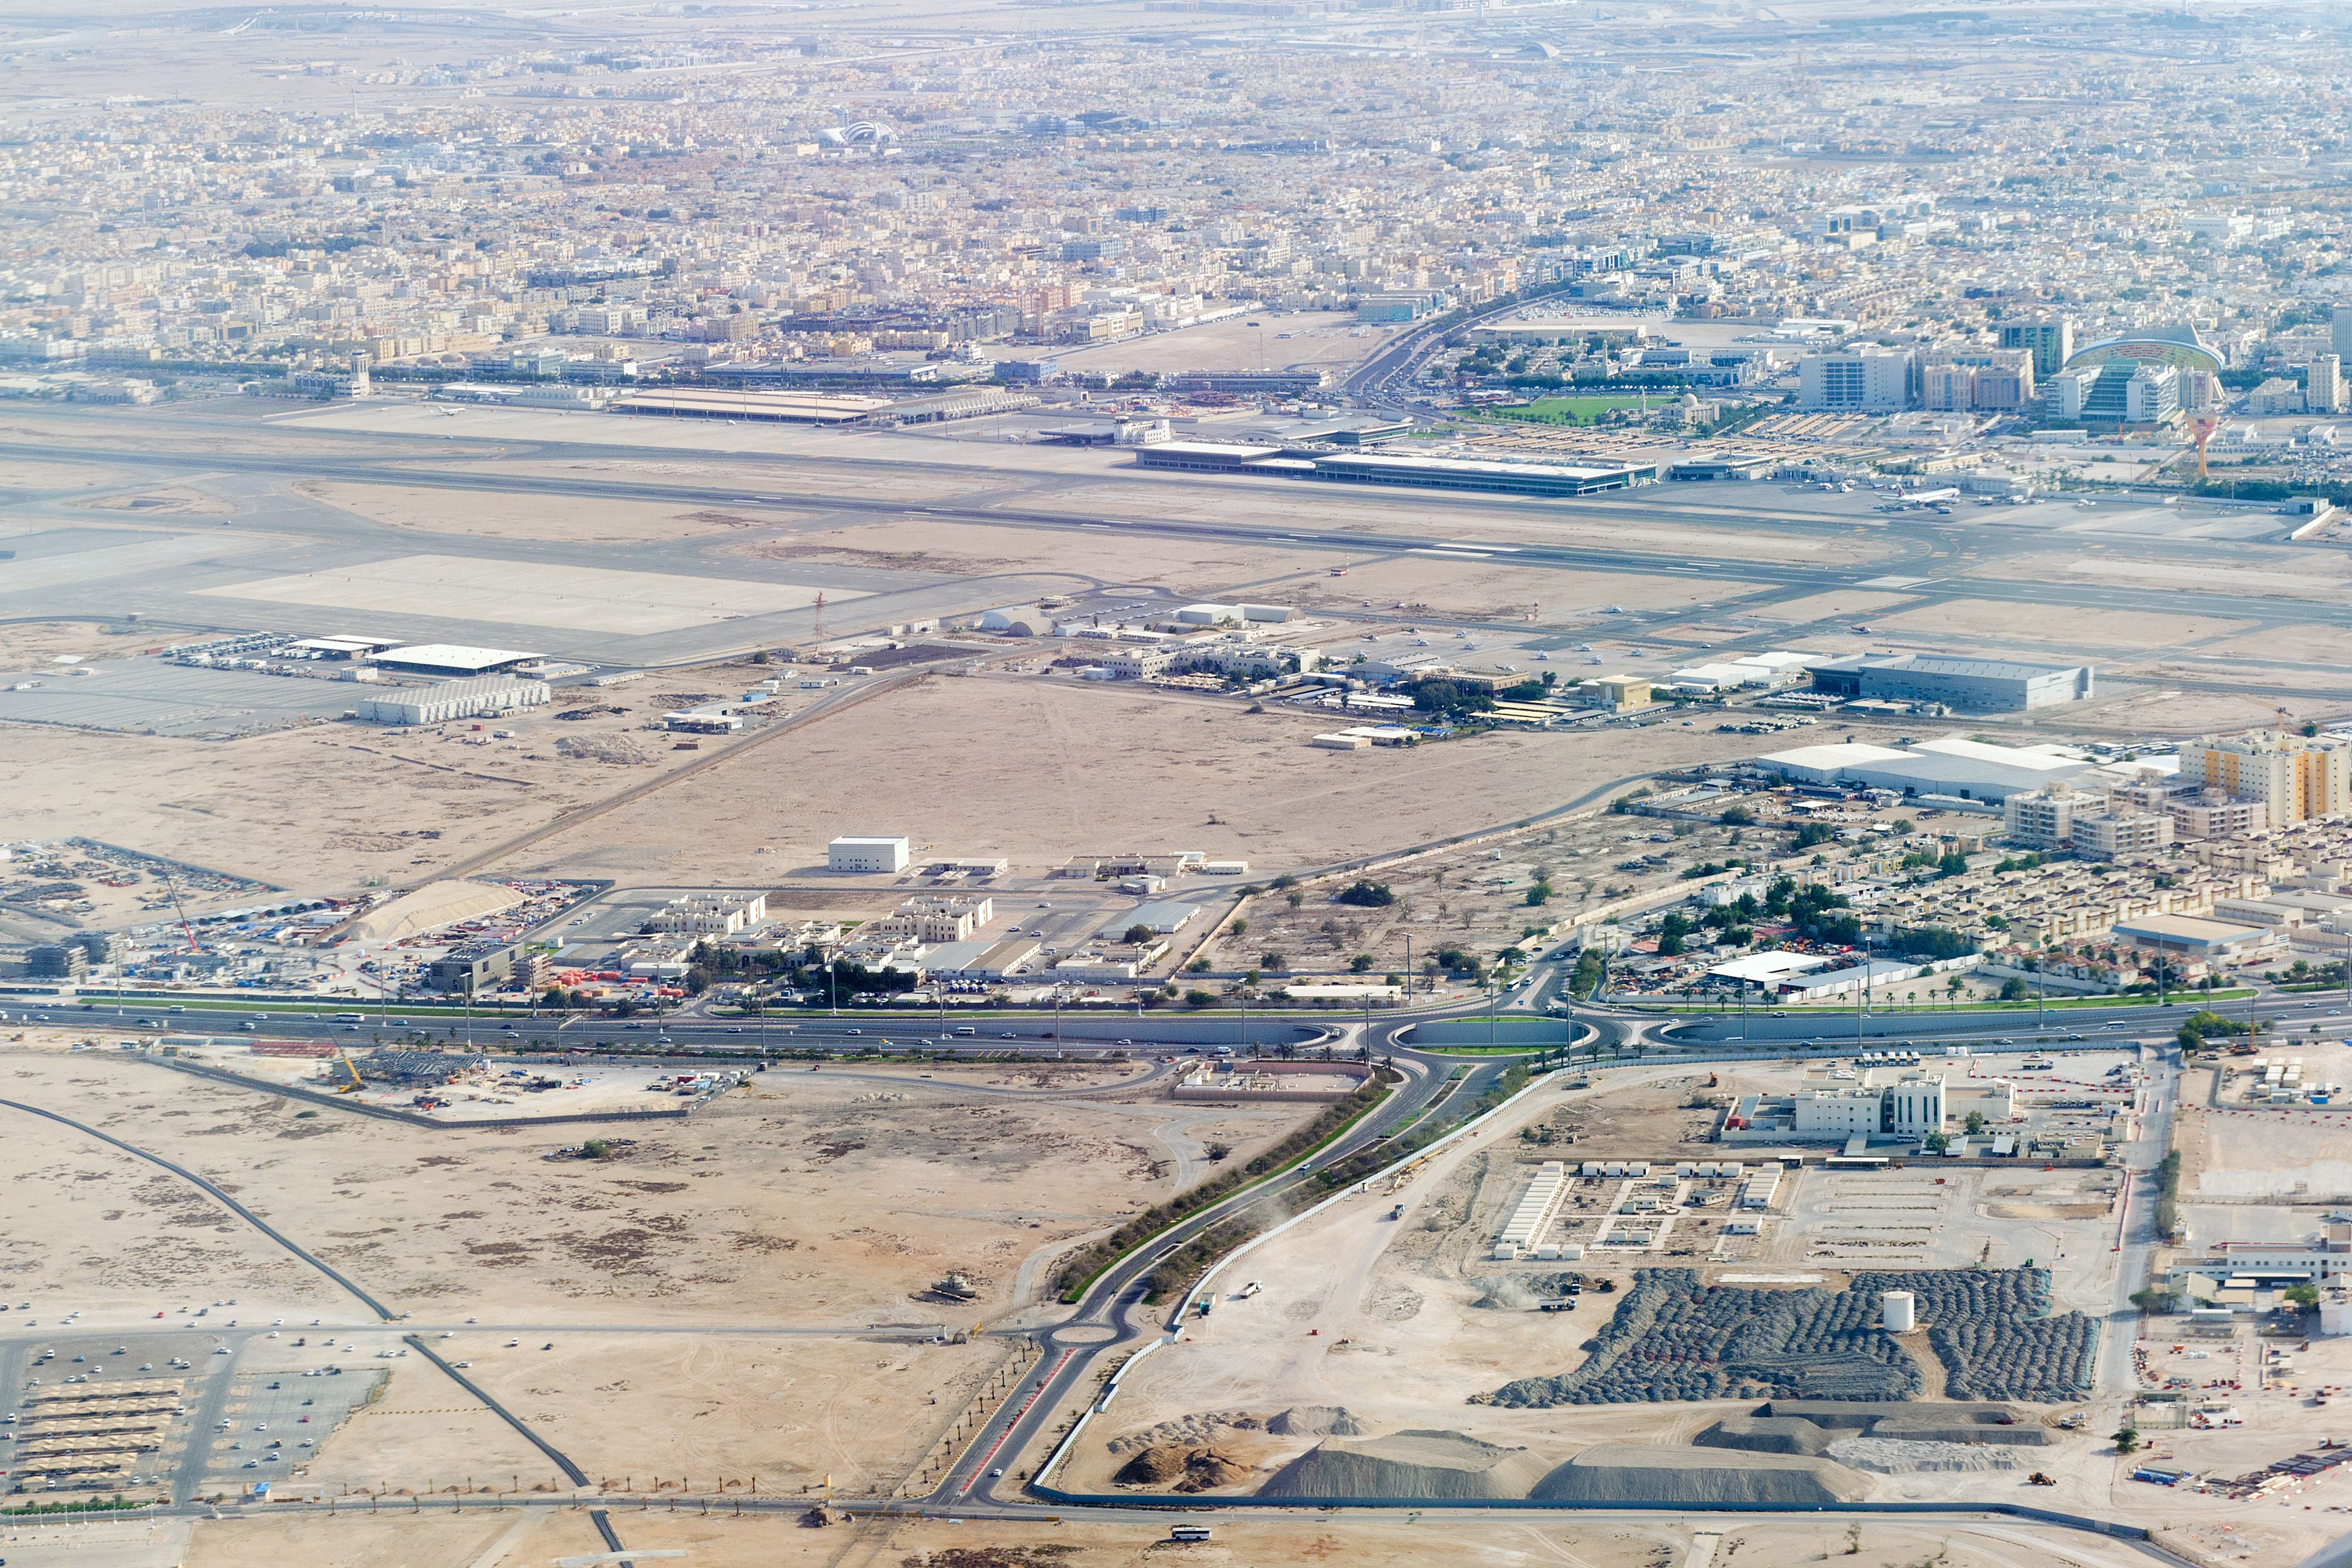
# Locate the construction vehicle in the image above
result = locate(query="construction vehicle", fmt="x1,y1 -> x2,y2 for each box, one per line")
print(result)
334,1052 -> 365,1093
2026,1472 -> 2056,1486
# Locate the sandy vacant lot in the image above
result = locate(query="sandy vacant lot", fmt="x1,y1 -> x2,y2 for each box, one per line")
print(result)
0,1045 -> 1320,1500
501,674 -> 1768,882
0,1049 -> 1301,1331
0,685 -> 748,897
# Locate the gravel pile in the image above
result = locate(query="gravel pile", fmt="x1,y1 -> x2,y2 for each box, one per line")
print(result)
1529,1444 -> 1871,1505
1260,1429 -> 1550,1500
1479,1269 -> 1924,1407
1852,1269 -> 2095,1402
1694,1417 -> 1836,1456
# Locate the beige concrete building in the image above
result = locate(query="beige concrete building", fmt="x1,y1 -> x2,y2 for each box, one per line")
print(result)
2184,732 -> 2351,826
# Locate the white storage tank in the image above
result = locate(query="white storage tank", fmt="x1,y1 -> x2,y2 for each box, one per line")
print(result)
1883,1290 -> 1916,1333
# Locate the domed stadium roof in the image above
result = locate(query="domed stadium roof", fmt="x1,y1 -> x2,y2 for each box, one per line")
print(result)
2062,324 -> 2224,376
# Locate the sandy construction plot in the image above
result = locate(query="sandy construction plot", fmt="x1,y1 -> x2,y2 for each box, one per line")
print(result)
1873,598 -> 2253,654
198,552 -> 861,635
2176,1087 -> 2352,1200
500,675 -> 1766,880
294,479 -> 804,545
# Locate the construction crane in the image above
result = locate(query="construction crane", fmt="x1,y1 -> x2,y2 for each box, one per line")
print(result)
158,864 -> 204,954
811,590 -> 826,647
334,1051 -> 365,1093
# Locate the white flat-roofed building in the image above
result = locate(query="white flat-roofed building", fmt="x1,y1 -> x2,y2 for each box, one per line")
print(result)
1755,741 -> 1914,786
371,644 -> 541,678
1758,735 -> 2097,802
1707,951 -> 1835,990
355,675 -> 550,725
828,835 -> 911,873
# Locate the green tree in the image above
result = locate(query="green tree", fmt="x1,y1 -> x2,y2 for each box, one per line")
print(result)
2112,1427 -> 2140,1456
1123,924 -> 1155,945
1964,1110 -> 1986,1134
1183,989 -> 1217,1009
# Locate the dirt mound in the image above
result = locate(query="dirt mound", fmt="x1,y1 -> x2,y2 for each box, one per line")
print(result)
1530,1444 -> 1871,1506
1259,1429 -> 1548,1501
1694,1417 -> 1835,1457
1113,1444 -> 1251,1492
1266,1405 -> 1365,1437
1107,1410 -> 1252,1455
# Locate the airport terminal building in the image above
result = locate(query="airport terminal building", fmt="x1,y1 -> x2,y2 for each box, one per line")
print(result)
1133,441 -> 1657,498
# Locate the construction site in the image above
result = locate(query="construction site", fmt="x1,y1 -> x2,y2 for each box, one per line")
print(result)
1042,1053 -> 2180,1535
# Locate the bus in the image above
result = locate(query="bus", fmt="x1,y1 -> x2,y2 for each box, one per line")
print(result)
1170,1526 -> 1211,1542
333,1012 -> 365,1024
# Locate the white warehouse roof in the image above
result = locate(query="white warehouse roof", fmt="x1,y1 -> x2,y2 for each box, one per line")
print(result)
1756,742 -> 1913,784
1759,735 -> 2100,802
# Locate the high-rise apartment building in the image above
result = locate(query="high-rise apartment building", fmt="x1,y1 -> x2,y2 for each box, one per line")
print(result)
2334,303 -> 2352,360
2183,732 -> 2351,825
1797,346 -> 1912,412
1999,316 -> 2074,378
2312,354 -> 2345,416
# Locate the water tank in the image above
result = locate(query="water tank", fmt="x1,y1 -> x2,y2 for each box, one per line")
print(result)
1883,1291 -> 1916,1333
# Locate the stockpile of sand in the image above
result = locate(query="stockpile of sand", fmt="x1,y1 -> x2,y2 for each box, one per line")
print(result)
344,879 -> 523,943
1529,1445 -> 1871,1506
1694,1417 -> 1836,1457
1829,1436 -> 2022,1474
1265,1406 -> 1365,1437
1259,1429 -> 1549,1501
